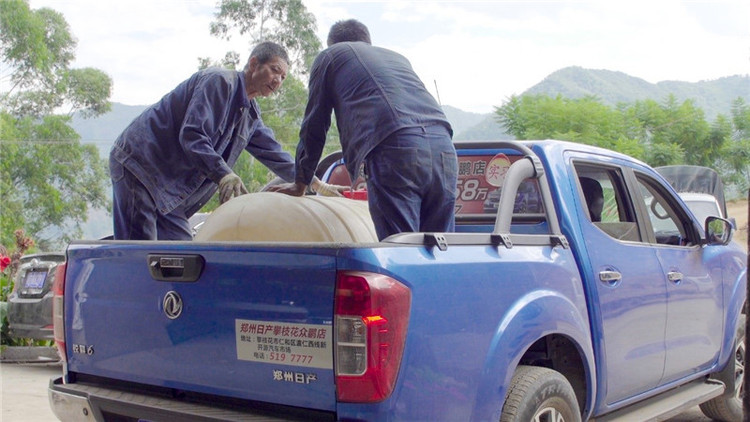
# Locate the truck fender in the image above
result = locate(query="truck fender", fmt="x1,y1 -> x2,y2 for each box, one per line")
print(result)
713,264 -> 747,395
469,289 -> 596,422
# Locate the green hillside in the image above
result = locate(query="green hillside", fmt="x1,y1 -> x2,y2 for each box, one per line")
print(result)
72,67 -> 749,151
71,103 -> 146,157
525,66 -> 749,120
71,67 -> 748,238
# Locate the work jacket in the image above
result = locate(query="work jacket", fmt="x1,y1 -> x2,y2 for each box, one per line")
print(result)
295,42 -> 452,185
111,68 -> 295,216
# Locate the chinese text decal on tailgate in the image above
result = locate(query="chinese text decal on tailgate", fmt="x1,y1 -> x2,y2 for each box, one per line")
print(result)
236,319 -> 333,369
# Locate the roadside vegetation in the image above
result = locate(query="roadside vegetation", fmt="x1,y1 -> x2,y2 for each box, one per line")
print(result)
0,230 -> 45,347
496,94 -> 750,199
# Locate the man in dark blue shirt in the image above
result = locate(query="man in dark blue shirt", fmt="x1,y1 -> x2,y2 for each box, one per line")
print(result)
110,42 -> 297,240
270,20 -> 457,240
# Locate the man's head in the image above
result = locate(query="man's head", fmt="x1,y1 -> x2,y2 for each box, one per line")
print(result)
580,177 -> 604,222
327,19 -> 371,47
246,41 -> 289,69
244,41 -> 289,99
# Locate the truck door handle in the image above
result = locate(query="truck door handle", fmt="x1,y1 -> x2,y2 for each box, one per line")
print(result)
599,270 -> 622,286
147,254 -> 204,282
667,271 -> 683,283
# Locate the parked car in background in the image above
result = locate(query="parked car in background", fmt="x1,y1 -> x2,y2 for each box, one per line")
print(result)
656,165 -> 736,228
7,252 -> 65,340
7,211 -> 211,342
679,192 -> 726,224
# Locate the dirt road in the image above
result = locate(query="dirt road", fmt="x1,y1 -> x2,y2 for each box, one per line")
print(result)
727,198 -> 748,252
0,361 -> 718,422
1,362 -> 60,421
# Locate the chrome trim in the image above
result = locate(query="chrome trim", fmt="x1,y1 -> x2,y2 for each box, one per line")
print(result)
49,384 -> 96,422
163,291 -> 183,319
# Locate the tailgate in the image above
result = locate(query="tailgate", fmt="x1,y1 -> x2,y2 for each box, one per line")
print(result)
63,242 -> 337,411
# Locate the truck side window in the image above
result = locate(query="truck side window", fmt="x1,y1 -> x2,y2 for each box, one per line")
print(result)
635,176 -> 693,247
574,164 -> 641,242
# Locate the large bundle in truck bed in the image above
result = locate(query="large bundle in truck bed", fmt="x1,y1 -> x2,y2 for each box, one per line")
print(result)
194,192 -> 377,242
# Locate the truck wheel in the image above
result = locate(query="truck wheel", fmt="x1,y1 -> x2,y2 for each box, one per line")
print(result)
500,365 -> 581,422
700,314 -> 745,422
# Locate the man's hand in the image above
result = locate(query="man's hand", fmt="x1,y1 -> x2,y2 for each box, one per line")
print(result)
267,181 -> 307,197
310,177 -> 349,197
218,172 -> 249,203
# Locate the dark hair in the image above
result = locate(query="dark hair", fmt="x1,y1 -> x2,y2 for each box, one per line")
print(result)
246,41 -> 289,70
327,19 -> 371,46
580,177 -> 604,222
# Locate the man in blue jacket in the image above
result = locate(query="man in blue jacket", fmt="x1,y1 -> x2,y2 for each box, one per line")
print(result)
111,42 -> 299,240
270,20 -> 457,240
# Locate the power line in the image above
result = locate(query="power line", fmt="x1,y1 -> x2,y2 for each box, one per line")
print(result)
0,140 -> 93,144
0,138 -> 302,145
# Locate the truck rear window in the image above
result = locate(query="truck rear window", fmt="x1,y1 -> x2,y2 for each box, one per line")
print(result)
455,153 -> 543,218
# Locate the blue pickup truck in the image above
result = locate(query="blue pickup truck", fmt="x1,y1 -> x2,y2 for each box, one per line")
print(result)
48,140 -> 746,421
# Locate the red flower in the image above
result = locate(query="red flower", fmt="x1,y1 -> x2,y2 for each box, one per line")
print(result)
0,255 -> 10,272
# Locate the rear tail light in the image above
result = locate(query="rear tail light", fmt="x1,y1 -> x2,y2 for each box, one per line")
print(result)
52,263 -> 67,362
334,271 -> 411,402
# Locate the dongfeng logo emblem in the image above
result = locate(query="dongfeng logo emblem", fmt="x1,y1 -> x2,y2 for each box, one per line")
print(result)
163,291 -> 183,319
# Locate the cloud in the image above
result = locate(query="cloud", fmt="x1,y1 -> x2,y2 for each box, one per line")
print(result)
27,0 -> 750,114
357,0 -> 750,112
31,0 -> 245,105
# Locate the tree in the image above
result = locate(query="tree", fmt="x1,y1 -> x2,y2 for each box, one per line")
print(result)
495,94 -> 631,150
731,98 -> 750,140
207,0 -> 321,75
494,93 -> 749,196
659,96 -> 713,166
0,0 -> 112,249
724,98 -> 750,192
0,1 -> 75,103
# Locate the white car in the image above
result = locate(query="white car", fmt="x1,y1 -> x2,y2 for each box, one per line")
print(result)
655,165 -> 735,229
679,192 -> 723,223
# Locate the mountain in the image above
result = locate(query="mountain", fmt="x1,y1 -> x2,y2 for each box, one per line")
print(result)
456,115 -> 515,141
72,68 -> 750,157
524,66 -> 750,120
70,68 -> 746,239
447,67 -> 749,139
71,102 -> 146,157
71,103 -> 145,240
72,102 -> 508,156
442,105 -> 511,141
442,106 -> 488,135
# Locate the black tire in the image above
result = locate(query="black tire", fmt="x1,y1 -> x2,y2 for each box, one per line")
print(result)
500,365 -> 581,422
261,151 -> 344,193
700,314 -> 745,422
314,151 -> 343,180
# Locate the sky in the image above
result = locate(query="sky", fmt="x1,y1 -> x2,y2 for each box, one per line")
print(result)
26,0 -> 750,114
